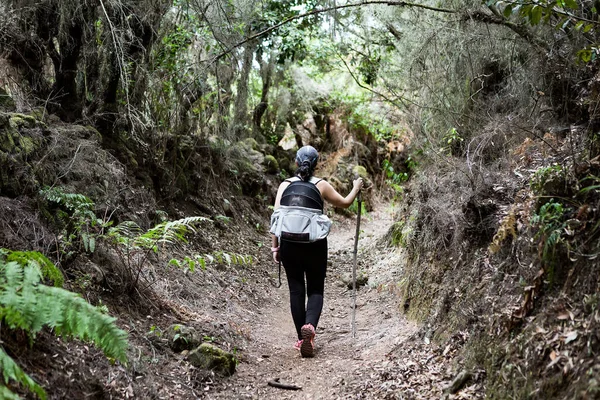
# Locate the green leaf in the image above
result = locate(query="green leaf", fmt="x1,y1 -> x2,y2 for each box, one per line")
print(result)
564,0 -> 578,9
530,5 -> 543,25
0,347 -> 46,399
503,4 -> 514,18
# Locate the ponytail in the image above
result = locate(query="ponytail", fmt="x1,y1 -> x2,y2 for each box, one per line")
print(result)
296,160 -> 313,182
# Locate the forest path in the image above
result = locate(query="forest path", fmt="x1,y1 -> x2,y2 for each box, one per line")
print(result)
209,202 -> 420,399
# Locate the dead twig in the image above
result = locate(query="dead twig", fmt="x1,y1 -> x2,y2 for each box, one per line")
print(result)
267,378 -> 302,391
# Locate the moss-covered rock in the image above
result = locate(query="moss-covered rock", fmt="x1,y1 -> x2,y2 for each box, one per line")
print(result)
241,137 -> 260,151
341,270 -> 369,289
18,136 -> 37,155
9,113 -> 39,130
0,129 -> 16,153
263,154 -> 279,173
166,324 -> 202,352
0,88 -> 16,112
187,343 -> 237,376
352,165 -> 369,179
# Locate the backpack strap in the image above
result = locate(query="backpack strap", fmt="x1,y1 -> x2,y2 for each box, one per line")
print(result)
285,176 -> 322,184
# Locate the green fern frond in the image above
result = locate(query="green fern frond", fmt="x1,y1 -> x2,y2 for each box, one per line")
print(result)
0,261 -> 128,364
0,346 -> 46,400
0,385 -> 22,400
134,216 -> 209,249
40,187 -> 93,212
106,221 -> 143,245
0,250 -> 63,287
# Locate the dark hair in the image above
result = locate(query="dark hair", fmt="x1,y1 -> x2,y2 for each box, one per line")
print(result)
295,145 -> 319,182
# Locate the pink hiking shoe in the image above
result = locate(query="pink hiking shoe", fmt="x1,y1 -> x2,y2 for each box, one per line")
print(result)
300,324 -> 316,358
294,339 -> 303,350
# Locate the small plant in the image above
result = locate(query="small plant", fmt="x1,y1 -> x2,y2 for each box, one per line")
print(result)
0,253 -> 128,399
531,200 -> 567,285
530,164 -> 565,194
442,127 -> 463,152
0,249 -> 64,287
390,220 -> 412,248
148,325 -> 163,337
40,187 -> 111,259
215,215 -> 232,224
104,216 -> 210,292
348,198 -> 367,216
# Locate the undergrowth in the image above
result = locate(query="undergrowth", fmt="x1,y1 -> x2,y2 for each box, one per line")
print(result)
0,252 -> 128,399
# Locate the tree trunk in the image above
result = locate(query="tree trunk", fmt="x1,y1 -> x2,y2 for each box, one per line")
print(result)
253,49 -> 275,134
232,41 -> 255,137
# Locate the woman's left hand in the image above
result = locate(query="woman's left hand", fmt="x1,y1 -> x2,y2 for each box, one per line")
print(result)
271,247 -> 280,263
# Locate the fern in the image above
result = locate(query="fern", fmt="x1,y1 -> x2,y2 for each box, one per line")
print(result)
0,249 -> 64,287
0,261 -> 128,362
105,216 -> 211,290
0,256 -> 129,399
0,347 -> 46,400
134,216 -> 210,251
40,187 -> 93,213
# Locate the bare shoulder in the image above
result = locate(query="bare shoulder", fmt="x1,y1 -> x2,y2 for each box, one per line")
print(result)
278,180 -> 292,191
315,178 -> 333,196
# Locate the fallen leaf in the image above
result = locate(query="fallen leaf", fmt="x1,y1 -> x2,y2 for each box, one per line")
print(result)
535,326 -> 547,334
564,331 -> 578,344
549,351 -> 557,361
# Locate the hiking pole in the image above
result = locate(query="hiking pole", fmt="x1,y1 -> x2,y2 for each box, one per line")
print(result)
351,191 -> 362,338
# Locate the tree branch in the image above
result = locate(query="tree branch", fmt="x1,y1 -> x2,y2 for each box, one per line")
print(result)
463,10 -> 549,50
205,1 -> 457,63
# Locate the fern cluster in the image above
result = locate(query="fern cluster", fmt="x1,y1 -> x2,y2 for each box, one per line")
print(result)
39,187 -> 106,257
0,255 -> 128,399
104,216 -> 211,290
107,216 -> 210,252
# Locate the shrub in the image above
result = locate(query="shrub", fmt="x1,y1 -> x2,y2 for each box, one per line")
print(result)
0,253 -> 128,399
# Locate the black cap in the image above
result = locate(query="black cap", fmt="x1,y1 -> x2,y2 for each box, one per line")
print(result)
295,145 -> 319,168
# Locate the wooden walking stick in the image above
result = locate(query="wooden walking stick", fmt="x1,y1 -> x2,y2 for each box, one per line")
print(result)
351,191 -> 362,338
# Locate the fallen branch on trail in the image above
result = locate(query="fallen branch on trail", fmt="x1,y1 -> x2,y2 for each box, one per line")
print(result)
267,378 -> 302,390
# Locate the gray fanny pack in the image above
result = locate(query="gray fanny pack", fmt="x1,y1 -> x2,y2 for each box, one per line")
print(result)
270,206 -> 331,242
270,176 -> 331,243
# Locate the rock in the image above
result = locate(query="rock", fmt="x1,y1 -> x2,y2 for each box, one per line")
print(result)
0,88 -> 16,112
352,165 -> 369,179
278,123 -> 298,151
187,343 -> 237,376
341,270 -> 369,289
165,324 -> 202,352
241,137 -> 260,151
444,370 -> 472,394
263,155 -> 279,173
230,139 -> 265,172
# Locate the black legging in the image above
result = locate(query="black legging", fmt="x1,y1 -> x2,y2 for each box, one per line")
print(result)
280,239 -> 328,340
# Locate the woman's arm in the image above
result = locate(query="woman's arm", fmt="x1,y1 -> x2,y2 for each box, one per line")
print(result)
271,181 -> 290,262
319,178 -> 363,209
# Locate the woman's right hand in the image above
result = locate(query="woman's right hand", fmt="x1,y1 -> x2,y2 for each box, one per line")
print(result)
353,177 -> 364,192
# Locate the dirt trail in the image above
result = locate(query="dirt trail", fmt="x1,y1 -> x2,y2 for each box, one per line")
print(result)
209,203 -> 420,399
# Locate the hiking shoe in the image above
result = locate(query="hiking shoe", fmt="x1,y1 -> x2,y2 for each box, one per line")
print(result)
294,339 -> 303,350
300,324 -> 316,358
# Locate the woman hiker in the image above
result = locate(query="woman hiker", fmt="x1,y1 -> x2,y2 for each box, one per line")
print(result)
271,145 -> 363,357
